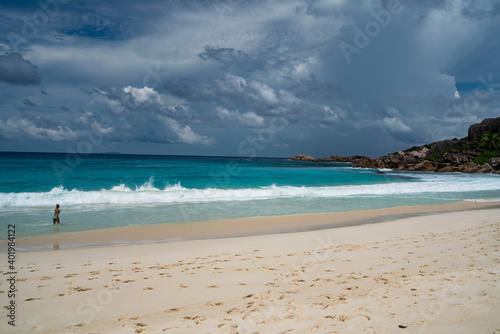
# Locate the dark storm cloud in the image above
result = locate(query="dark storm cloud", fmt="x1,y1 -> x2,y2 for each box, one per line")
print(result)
164,79 -> 212,103
90,85 -> 214,145
461,1 -> 500,19
23,98 -> 36,107
0,53 -> 41,85
199,46 -> 238,63
288,74 -> 345,100
0,0 -> 499,156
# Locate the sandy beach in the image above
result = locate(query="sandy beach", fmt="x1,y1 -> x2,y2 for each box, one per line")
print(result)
3,0 -> 500,332
2,203 -> 499,333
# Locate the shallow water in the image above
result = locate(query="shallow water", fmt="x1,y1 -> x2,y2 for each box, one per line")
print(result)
1,152 -> 499,237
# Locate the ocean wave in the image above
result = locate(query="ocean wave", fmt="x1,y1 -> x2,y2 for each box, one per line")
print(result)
1,175 -> 500,207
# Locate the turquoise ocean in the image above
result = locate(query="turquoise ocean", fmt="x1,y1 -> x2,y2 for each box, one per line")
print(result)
1,152 -> 500,239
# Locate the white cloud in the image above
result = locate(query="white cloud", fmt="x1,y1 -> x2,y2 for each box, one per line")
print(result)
321,105 -> 340,123
214,74 -> 280,107
165,119 -> 214,145
278,89 -> 301,104
216,107 -> 265,127
248,81 -> 279,105
123,86 -> 164,105
380,117 -> 412,134
90,85 -> 214,146
75,112 -> 114,135
0,118 -> 83,141
385,107 -> 401,117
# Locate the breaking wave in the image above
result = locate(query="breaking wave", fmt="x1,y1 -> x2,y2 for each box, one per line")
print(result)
2,174 -> 500,207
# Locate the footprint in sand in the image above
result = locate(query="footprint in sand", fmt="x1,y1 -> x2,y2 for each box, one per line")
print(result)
178,284 -> 188,288
165,308 -> 180,313
143,287 -> 154,290
24,297 -> 42,301
40,276 -> 52,280
159,273 -> 172,277
122,322 -> 149,333
225,307 -> 241,314
69,286 -> 92,292
207,285 -> 219,288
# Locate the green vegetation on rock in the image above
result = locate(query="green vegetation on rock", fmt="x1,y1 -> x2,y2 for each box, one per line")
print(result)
445,144 -> 471,153
424,142 -> 436,150
478,132 -> 500,151
426,153 -> 442,161
404,146 -> 420,152
473,150 -> 499,165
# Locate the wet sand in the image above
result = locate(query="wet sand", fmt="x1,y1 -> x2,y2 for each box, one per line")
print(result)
12,201 -> 500,251
1,203 -> 499,333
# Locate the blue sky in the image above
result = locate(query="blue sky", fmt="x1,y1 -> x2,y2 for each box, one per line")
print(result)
0,0 -> 499,157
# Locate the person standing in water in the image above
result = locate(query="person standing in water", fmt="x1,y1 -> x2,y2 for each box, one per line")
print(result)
53,204 -> 61,224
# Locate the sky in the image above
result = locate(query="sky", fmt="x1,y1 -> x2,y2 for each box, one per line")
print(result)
0,0 -> 499,158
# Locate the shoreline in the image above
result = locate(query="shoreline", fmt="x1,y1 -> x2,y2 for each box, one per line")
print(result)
6,206 -> 500,333
12,200 -> 500,251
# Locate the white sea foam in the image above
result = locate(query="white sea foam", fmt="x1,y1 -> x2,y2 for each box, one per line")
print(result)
1,174 -> 499,207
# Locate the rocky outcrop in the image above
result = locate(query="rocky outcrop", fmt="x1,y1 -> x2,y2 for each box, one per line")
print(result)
430,140 -> 456,154
479,163 -> 494,173
468,118 -> 500,142
489,157 -> 500,170
290,154 -> 319,162
294,117 -> 500,174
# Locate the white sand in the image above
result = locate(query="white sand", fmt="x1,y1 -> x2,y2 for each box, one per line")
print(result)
2,207 -> 499,333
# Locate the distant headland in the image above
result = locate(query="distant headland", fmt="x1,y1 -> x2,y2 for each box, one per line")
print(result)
291,117 -> 500,174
